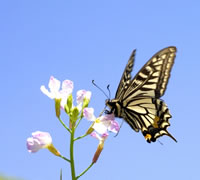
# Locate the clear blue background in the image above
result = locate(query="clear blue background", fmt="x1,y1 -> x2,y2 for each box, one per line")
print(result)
1,0 -> 199,180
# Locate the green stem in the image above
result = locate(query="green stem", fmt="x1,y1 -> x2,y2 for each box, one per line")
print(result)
58,117 -> 71,133
60,155 -> 71,163
74,133 -> 88,141
75,116 -> 82,129
76,162 -> 94,179
70,127 -> 76,180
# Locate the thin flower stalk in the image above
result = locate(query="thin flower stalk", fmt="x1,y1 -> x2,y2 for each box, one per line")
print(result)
58,116 -> 71,133
70,126 -> 76,180
76,162 -> 94,179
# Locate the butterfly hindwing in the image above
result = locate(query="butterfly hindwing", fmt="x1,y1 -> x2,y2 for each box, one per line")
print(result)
123,97 -> 176,142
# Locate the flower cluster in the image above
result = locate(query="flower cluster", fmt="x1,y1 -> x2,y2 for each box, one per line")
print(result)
40,76 -> 91,114
27,76 -> 120,176
40,76 -> 74,109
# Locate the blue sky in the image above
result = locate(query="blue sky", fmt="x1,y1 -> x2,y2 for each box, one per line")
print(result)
1,0 -> 200,180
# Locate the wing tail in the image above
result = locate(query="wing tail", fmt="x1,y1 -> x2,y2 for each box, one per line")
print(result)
166,131 -> 177,142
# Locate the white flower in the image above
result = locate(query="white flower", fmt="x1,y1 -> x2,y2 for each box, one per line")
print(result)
99,114 -> 120,133
26,131 -> 52,153
76,90 -> 91,104
83,108 -> 119,135
40,76 -> 74,108
27,131 -> 60,156
76,90 -> 92,110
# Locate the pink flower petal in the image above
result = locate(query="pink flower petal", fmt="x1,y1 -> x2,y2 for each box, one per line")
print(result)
26,131 -> 52,153
93,122 -> 108,134
62,80 -> 74,94
100,114 -> 115,122
32,131 -> 52,146
85,91 -> 91,100
91,132 -> 101,140
101,132 -> 109,139
27,137 -> 42,153
48,76 -> 61,93
91,132 -> 109,142
76,90 -> 91,105
41,76 -> 74,107
83,108 -> 95,121
40,85 -> 55,99
108,120 -> 120,133
76,90 -> 86,104
93,114 -> 119,134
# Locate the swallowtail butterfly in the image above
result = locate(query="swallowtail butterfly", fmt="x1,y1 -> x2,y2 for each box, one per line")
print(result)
106,47 -> 177,143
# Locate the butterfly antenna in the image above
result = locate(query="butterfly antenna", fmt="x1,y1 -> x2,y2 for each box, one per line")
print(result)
107,84 -> 111,99
92,80 -> 109,99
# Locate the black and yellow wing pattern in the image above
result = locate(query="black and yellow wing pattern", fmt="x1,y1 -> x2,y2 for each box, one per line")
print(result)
106,47 -> 177,143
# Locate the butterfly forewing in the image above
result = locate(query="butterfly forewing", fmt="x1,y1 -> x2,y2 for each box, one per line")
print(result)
115,50 -> 136,99
123,47 -> 176,100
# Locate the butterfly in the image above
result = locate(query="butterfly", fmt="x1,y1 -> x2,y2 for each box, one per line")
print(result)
106,47 -> 177,143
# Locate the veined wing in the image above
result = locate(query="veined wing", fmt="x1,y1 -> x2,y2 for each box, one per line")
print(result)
123,47 -> 176,100
122,97 -> 177,142
115,50 -> 136,100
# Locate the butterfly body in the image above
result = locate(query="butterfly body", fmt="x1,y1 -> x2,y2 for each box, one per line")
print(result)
106,47 -> 177,143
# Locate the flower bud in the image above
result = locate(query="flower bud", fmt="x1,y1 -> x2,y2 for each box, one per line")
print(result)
27,131 -> 61,157
27,131 -> 52,153
64,104 -> 70,114
70,107 -> 79,128
82,97 -> 90,108
71,107 -> 79,121
55,98 -> 61,118
92,142 -> 104,163
67,94 -> 73,112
